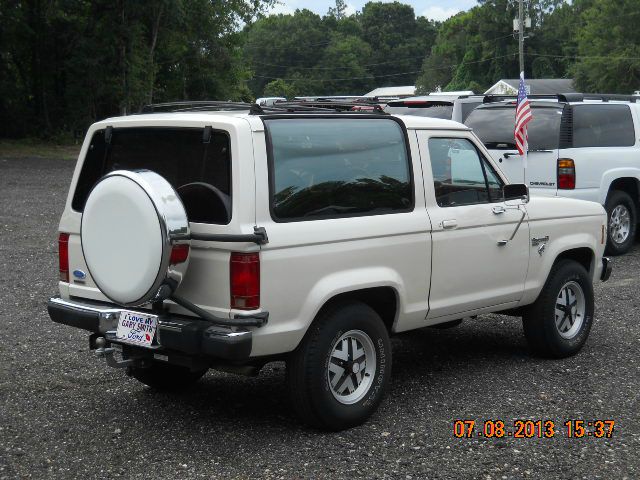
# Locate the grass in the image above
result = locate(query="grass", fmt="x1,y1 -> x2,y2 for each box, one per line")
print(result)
0,138 -> 81,160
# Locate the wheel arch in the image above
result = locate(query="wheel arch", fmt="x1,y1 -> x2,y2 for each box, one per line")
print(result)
602,175 -> 640,207
312,286 -> 399,335
553,247 -> 595,276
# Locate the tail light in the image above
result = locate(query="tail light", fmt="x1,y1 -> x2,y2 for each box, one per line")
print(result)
58,233 -> 70,282
230,252 -> 260,310
558,158 -> 575,189
169,244 -> 190,265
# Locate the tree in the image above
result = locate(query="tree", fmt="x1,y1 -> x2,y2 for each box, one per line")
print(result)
263,79 -> 297,98
328,0 -> 348,20
573,0 -> 640,93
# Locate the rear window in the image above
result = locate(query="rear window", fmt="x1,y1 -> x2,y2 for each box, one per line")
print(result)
72,127 -> 232,224
384,102 -> 453,119
573,104 -> 635,147
466,105 -> 563,150
265,118 -> 413,221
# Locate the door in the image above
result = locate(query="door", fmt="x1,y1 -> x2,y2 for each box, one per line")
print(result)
416,133 -> 530,319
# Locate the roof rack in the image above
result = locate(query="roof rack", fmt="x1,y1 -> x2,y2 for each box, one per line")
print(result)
482,93 -> 638,104
140,101 -> 252,113
482,94 -> 560,104
250,100 -> 387,115
557,93 -> 638,103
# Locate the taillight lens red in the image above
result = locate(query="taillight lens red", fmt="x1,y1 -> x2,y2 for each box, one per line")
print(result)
58,233 -> 70,282
169,244 -> 190,265
230,252 -> 260,310
558,158 -> 576,189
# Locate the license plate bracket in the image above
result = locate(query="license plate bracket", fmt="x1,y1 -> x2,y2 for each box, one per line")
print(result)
115,310 -> 158,347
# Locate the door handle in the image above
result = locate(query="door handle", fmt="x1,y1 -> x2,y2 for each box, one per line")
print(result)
492,206 -> 506,214
441,219 -> 458,229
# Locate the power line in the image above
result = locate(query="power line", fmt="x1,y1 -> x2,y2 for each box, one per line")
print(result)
253,53 -> 518,83
248,33 -> 518,71
529,53 -> 640,61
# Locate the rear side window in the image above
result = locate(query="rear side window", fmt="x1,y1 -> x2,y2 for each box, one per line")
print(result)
265,118 -> 413,221
466,105 -> 563,150
72,127 -> 232,224
573,104 -> 635,147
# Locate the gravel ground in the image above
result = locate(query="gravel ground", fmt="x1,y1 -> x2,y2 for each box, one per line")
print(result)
1,156 -> 639,479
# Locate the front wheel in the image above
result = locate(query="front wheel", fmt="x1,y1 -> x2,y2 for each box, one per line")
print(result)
286,301 -> 392,430
522,260 -> 594,358
605,190 -> 637,255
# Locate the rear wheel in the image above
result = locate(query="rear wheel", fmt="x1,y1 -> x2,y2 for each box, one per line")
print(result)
605,190 -> 636,255
127,362 -> 208,391
286,301 -> 392,431
523,260 -> 594,358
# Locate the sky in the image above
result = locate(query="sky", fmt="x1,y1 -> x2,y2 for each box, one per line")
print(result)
267,0 -> 478,22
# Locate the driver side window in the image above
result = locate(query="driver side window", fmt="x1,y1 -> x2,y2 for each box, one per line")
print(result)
428,137 -> 503,207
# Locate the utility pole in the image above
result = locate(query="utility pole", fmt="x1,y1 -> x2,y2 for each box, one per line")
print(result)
518,0 -> 524,74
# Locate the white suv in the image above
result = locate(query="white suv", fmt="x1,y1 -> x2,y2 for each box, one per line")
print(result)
466,94 -> 640,255
48,103 -> 611,430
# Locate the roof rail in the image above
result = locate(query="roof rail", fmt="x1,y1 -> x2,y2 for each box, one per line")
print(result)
482,94 -> 559,104
140,101 -> 252,113
483,93 -> 638,104
557,93 -> 638,103
249,100 -> 387,115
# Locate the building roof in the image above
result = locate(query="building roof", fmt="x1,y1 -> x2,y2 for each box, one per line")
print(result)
485,78 -> 576,95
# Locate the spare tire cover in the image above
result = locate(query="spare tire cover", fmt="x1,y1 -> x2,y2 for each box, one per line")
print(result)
81,170 -> 190,306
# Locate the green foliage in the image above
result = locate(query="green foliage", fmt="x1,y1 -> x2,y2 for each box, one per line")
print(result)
0,0 -> 273,138
573,0 -> 640,93
243,3 -> 437,97
2,0 -> 639,138
263,79 -> 297,98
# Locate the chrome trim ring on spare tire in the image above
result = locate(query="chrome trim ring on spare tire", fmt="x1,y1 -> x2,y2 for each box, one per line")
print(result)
327,329 -> 376,405
80,170 -> 190,307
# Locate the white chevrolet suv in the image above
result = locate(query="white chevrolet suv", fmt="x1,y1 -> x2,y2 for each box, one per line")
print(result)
466,93 -> 640,255
48,102 -> 611,430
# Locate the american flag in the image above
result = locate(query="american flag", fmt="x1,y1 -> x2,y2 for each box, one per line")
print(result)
515,71 -> 533,156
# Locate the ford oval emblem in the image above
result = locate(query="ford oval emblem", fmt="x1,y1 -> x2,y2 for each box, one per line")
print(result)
73,269 -> 87,280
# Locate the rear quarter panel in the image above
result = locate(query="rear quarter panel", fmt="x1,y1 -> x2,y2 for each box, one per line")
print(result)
520,197 -> 607,305
251,127 -> 432,357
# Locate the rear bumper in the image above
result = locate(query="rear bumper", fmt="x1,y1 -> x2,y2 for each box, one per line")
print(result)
47,296 -> 252,361
601,257 -> 612,282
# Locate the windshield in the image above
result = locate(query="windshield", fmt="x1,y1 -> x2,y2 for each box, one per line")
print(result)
465,105 -> 563,150
384,102 -> 454,119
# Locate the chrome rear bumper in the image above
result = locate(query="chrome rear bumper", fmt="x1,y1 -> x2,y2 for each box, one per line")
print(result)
47,296 -> 252,360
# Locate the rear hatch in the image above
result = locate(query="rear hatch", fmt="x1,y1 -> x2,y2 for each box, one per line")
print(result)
61,121 -> 249,318
465,102 -> 563,193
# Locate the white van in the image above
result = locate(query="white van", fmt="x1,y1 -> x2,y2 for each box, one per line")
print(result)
466,94 -> 640,255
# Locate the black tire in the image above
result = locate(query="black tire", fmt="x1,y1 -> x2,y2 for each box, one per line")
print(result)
127,362 -> 208,391
605,190 -> 637,255
286,301 -> 392,431
523,260 -> 594,358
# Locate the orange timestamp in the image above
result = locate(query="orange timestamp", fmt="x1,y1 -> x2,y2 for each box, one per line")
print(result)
453,419 -> 615,439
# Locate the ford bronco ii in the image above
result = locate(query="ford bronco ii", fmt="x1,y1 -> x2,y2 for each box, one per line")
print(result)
48,102 -> 611,430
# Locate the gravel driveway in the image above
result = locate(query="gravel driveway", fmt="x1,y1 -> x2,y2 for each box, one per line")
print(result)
1,156 -> 638,479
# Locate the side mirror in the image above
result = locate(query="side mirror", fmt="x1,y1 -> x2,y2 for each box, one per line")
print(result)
503,183 -> 529,203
